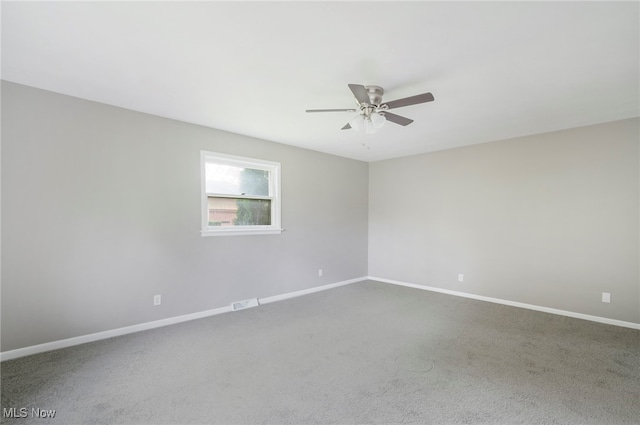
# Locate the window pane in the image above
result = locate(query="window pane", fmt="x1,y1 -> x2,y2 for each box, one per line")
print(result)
208,197 -> 271,226
205,163 -> 270,196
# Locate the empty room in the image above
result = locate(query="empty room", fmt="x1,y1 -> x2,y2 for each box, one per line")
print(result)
1,1 -> 638,424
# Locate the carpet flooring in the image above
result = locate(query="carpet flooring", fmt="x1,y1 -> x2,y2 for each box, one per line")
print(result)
1,280 -> 639,424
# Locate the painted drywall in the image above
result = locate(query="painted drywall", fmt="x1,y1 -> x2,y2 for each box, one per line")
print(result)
369,118 -> 639,324
1,81 -> 369,352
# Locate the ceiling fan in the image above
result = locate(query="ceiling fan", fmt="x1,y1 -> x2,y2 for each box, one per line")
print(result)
306,84 -> 435,133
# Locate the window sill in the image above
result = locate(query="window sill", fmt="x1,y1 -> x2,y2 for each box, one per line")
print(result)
201,228 -> 283,237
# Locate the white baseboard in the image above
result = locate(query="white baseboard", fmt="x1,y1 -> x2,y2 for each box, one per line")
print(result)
368,276 -> 640,330
259,277 -> 366,304
0,276 -> 368,362
5,275 -> 633,361
0,305 -> 229,362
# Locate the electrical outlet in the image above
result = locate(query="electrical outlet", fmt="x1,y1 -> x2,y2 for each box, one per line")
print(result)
458,273 -> 464,282
602,292 -> 611,303
153,294 -> 161,306
318,269 -> 323,277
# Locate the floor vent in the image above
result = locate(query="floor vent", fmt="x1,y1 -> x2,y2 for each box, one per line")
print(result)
231,298 -> 260,311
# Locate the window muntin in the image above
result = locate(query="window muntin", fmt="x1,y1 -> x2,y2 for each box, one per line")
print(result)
201,151 -> 281,236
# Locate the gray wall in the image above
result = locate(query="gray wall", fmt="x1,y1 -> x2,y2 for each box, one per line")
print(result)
3,81 -> 638,354
1,81 -> 369,351
369,118 -> 639,323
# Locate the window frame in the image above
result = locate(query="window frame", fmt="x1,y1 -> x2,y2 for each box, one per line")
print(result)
201,151 -> 282,237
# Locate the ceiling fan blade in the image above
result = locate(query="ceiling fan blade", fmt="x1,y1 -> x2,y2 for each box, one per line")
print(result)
383,112 -> 414,126
383,92 -> 434,110
306,108 -> 357,113
348,84 -> 371,105
341,123 -> 352,130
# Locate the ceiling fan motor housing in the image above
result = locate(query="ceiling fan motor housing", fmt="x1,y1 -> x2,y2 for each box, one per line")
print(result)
364,85 -> 384,106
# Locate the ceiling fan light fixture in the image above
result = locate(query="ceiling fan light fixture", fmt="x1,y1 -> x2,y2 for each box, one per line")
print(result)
370,111 -> 386,129
349,114 -> 365,131
351,110 -> 385,134
364,118 -> 376,134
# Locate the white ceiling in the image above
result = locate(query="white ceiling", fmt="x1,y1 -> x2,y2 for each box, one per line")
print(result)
2,1 -> 638,162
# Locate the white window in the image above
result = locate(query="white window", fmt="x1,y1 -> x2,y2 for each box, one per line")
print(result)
201,151 -> 281,236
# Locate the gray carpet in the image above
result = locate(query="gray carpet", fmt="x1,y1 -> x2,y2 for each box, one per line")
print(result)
1,280 -> 639,424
